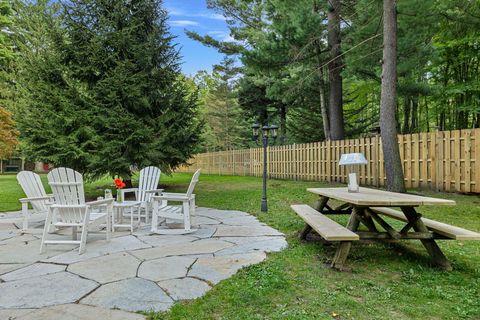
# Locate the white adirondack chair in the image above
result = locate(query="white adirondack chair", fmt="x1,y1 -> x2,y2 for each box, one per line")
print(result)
40,167 -> 113,254
120,166 -> 163,222
151,169 -> 201,235
17,171 -> 55,231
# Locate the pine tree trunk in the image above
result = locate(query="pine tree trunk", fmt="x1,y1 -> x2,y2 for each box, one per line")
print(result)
313,2 -> 330,141
327,0 -> 344,140
380,0 -> 405,193
318,67 -> 330,140
280,104 -> 287,144
411,95 -> 418,132
402,96 -> 410,134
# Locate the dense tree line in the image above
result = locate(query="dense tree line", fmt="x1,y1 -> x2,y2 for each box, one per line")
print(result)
188,0 -> 479,143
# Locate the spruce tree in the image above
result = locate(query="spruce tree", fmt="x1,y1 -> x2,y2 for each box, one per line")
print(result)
16,0 -> 201,180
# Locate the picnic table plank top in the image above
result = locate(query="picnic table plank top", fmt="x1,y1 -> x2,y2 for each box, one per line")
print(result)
307,187 -> 456,206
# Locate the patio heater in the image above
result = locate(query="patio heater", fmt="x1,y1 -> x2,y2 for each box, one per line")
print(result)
251,123 -> 278,212
339,153 -> 368,193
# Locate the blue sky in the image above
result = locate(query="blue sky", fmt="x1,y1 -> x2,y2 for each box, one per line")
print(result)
163,0 -> 230,75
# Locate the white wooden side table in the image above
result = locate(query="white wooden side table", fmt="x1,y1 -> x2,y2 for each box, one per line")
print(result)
112,201 -> 142,233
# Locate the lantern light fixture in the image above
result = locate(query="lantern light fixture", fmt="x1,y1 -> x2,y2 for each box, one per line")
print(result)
251,123 -> 260,141
251,123 -> 279,212
339,153 -> 368,193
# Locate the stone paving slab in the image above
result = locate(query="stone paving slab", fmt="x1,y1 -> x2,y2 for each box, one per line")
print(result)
12,304 -> 146,320
81,277 -> 173,312
0,263 -> 27,275
158,277 -> 211,301
138,256 -> 195,281
190,226 -> 217,239
0,229 -> 21,242
137,234 -> 198,247
0,234 -> 38,245
0,272 -> 99,308
130,238 -> 234,261
68,252 -> 140,284
0,308 -> 35,319
188,252 -> 267,284
194,216 -> 221,225
213,225 -> 283,237
0,263 -> 66,282
196,209 -> 249,220
215,236 -> 288,256
0,223 -> 17,230
0,240 -> 74,264
220,215 -> 261,226
46,235 -> 151,264
0,207 -> 286,316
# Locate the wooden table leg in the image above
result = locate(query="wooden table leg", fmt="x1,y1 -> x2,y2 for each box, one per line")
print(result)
401,207 -> 452,271
355,207 -> 378,232
313,196 -> 329,212
331,207 -> 360,270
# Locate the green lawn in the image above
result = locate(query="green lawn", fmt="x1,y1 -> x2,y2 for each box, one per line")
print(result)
2,173 -> 479,319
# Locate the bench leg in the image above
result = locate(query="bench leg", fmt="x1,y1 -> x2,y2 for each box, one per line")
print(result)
331,241 -> 352,271
299,224 -> 312,240
401,207 -> 452,271
329,209 -> 361,271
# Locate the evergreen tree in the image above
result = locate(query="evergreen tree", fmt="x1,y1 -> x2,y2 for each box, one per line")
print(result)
14,0 -> 201,180
196,58 -> 249,151
0,0 -> 18,158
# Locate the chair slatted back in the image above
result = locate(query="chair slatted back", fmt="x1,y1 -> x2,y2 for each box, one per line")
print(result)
186,169 -> 201,197
137,166 -> 161,202
17,171 -> 49,213
48,168 -> 86,224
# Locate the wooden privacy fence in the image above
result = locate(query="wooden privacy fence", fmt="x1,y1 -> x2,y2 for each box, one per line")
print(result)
177,129 -> 480,194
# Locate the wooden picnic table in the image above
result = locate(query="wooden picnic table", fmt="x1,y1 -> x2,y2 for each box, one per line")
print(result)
292,187 -> 480,271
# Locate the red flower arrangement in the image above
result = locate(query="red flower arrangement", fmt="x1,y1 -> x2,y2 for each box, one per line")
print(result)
114,178 -> 126,202
114,178 -> 126,189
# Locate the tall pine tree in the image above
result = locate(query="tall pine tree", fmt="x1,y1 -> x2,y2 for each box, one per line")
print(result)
15,0 -> 201,180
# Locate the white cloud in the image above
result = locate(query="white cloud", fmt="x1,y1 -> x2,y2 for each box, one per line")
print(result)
166,7 -> 226,21
208,31 -> 227,36
207,31 -> 236,42
203,13 -> 226,21
170,20 -> 200,27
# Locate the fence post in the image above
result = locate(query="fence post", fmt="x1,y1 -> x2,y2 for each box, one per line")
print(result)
372,134 -> 379,187
435,128 -> 443,192
475,128 -> 480,193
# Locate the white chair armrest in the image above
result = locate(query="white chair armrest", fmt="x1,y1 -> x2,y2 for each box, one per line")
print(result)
153,193 -> 192,201
86,198 -> 114,207
145,189 -> 164,194
51,204 -> 87,209
121,188 -> 138,194
19,196 -> 55,203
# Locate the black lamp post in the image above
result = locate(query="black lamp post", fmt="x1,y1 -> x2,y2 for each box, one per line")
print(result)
252,123 -> 278,212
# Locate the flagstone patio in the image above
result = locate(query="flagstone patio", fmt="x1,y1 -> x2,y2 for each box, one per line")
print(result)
0,207 -> 287,319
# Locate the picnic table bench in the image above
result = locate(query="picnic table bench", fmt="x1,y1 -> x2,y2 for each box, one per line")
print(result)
292,187 -> 480,271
